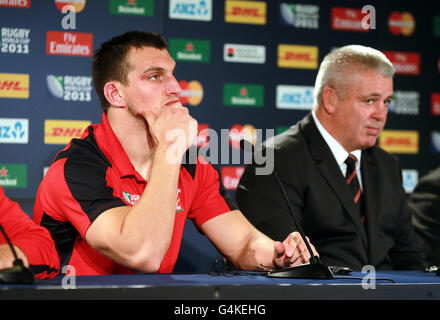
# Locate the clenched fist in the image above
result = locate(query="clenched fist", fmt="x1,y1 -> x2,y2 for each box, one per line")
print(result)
138,102 -> 198,163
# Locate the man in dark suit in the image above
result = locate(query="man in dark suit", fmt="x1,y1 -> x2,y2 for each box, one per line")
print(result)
408,167 -> 440,267
237,45 -> 425,271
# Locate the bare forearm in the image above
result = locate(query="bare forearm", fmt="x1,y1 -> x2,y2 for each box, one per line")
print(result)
0,244 -> 28,269
87,147 -> 183,272
123,148 -> 179,233
203,212 -> 277,271
203,212 -> 316,273
232,231 -> 276,271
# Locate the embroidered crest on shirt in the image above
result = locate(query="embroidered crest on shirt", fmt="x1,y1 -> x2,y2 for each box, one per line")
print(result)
122,189 -> 184,213
175,188 -> 184,213
123,192 -> 140,205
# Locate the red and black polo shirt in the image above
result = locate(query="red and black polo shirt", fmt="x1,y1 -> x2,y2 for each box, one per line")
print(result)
0,186 -> 59,279
33,113 -> 230,275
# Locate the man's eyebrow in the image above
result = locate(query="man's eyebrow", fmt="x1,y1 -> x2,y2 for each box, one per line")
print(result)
362,93 -> 394,100
142,66 -> 166,74
142,64 -> 176,74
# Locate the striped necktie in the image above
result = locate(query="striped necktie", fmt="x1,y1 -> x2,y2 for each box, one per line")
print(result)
345,154 -> 365,222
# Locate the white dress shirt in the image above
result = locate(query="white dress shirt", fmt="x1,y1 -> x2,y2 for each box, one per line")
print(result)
312,110 -> 363,190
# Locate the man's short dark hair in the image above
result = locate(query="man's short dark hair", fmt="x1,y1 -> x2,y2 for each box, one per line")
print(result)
92,31 -> 168,112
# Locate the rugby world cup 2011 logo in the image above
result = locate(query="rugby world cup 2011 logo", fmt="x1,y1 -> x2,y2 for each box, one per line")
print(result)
47,74 -> 92,102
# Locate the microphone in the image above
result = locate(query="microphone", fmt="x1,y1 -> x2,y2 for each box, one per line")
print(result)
0,224 -> 35,284
239,139 -> 333,279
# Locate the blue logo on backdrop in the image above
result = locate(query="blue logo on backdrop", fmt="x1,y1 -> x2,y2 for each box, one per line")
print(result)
402,169 -> 418,193
276,85 -> 315,110
0,119 -> 29,144
431,131 -> 440,154
169,0 -> 212,21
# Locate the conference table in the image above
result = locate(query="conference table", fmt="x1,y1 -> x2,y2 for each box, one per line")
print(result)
1,270 -> 440,300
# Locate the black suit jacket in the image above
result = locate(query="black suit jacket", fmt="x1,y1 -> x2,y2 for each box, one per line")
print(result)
408,167 -> 440,266
237,113 -> 425,270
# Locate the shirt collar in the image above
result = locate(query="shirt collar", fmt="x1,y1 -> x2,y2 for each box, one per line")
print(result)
311,109 -> 362,167
94,112 -> 145,181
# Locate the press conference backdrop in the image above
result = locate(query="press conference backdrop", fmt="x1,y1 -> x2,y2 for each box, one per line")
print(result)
1,1 -> 440,211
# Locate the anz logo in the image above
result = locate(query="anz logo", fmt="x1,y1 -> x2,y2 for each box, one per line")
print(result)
0,118 -> 29,144
169,0 -> 212,21
276,85 -> 315,110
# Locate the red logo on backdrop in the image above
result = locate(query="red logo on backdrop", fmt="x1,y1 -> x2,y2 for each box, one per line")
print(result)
178,80 -> 203,106
221,166 -> 245,191
331,7 -> 370,32
54,0 -> 86,12
382,51 -> 420,75
46,31 -> 93,57
197,124 -> 210,148
228,124 -> 256,149
229,124 -> 243,149
0,0 -> 30,8
388,11 -> 415,36
431,93 -> 440,116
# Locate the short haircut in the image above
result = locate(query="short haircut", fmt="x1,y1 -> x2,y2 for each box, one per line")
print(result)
92,31 -> 168,111
313,45 -> 395,106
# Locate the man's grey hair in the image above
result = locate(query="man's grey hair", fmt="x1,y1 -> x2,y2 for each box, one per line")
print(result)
313,45 -> 395,106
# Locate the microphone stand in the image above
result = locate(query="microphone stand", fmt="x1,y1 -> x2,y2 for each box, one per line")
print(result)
240,140 -> 333,279
0,224 -> 35,284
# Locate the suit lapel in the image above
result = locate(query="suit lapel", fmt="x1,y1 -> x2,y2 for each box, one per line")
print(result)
301,114 -> 368,248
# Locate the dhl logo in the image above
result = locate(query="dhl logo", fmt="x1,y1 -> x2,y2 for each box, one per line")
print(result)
231,7 -> 260,17
278,45 -> 318,69
44,120 -> 91,145
379,130 -> 419,154
225,0 -> 266,25
282,52 -> 315,62
0,81 -> 23,91
50,127 -> 84,137
0,73 -> 29,99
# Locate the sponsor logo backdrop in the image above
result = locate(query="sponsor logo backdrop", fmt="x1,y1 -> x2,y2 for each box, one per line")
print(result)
1,0 -> 439,208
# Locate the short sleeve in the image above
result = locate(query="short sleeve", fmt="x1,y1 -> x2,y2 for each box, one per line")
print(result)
188,157 -> 231,229
34,154 -> 125,240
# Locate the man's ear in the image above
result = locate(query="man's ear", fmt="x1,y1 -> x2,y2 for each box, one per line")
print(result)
103,81 -> 125,107
321,86 -> 338,114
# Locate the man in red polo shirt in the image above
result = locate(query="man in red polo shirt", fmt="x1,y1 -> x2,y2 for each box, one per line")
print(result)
33,31 -> 318,275
0,186 -> 59,278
